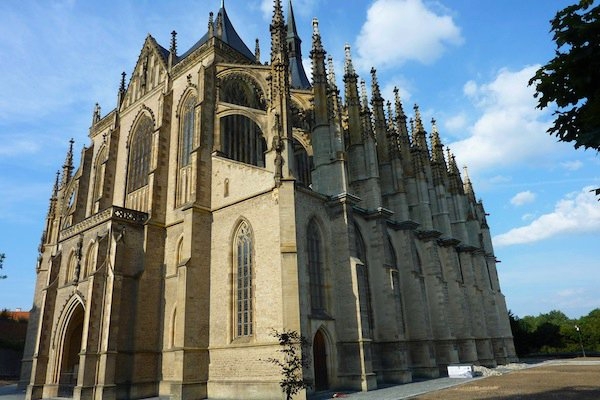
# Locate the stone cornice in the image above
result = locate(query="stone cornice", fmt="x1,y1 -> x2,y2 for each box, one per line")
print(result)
59,206 -> 148,241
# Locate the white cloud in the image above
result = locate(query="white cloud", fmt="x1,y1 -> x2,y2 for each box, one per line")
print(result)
521,213 -> 536,221
449,65 -> 562,172
494,186 -> 600,247
561,160 -> 583,171
510,190 -> 536,206
444,113 -> 468,133
355,0 -> 463,70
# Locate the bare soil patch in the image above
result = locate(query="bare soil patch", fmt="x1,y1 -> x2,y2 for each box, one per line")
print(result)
414,359 -> 600,400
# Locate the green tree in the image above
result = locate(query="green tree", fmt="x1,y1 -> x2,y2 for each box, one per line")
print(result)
0,253 -> 6,280
263,329 -> 311,400
529,0 -> 600,151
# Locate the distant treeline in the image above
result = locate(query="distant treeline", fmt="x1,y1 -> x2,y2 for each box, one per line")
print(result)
509,308 -> 600,357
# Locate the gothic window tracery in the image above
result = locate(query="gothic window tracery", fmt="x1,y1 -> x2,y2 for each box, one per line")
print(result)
307,220 -> 325,314
177,94 -> 197,206
179,94 -> 196,168
221,115 -> 266,167
92,146 -> 107,213
234,220 -> 253,337
127,114 -> 153,193
386,234 -> 406,335
294,138 -> 312,187
355,225 -> 374,337
219,74 -> 266,110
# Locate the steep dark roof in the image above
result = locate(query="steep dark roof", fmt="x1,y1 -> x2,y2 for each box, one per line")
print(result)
287,0 -> 311,89
179,3 -> 255,61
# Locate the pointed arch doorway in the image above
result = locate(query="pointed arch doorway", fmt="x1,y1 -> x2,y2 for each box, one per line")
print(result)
58,303 -> 84,397
313,330 -> 329,391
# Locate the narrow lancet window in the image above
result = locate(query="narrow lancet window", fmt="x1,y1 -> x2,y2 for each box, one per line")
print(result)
235,221 -> 253,337
308,220 -> 325,313
127,115 -> 153,193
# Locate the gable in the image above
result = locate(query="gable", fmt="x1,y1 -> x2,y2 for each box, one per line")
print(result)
122,35 -> 169,108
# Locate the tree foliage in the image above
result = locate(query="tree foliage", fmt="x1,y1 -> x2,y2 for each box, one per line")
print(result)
529,0 -> 600,150
510,309 -> 600,357
263,329 -> 311,400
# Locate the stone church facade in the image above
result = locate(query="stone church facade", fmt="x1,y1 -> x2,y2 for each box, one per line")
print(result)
21,1 -> 517,399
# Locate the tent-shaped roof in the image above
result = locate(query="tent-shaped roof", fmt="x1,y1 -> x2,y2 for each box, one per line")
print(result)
179,3 -> 255,61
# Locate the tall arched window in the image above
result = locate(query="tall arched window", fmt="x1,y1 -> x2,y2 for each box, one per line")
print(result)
234,221 -> 253,337
294,138 -> 312,187
84,242 -> 98,278
221,115 -> 266,167
127,115 -> 153,193
179,95 -> 196,168
93,146 -> 107,203
355,225 -> 373,337
307,220 -> 325,314
386,234 -> 405,335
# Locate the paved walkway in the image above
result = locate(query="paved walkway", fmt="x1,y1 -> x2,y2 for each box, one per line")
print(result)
4,360 -> 598,400
0,377 -> 481,400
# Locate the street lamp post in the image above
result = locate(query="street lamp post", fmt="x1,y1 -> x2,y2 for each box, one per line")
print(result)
575,325 -> 586,358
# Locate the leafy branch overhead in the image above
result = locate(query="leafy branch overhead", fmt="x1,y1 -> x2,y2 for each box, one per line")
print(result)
0,253 -> 6,280
529,0 -> 600,151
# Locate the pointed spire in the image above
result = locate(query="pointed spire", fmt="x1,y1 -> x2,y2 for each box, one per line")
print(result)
255,38 -> 261,62
343,44 -> 362,146
46,170 -> 60,218
360,79 -> 369,111
413,104 -> 424,133
271,0 -> 287,64
327,56 -> 336,88
311,18 -> 324,54
370,67 -> 383,102
463,165 -> 476,201
286,0 -> 310,88
61,139 -> 75,186
52,171 -> 60,199
344,43 -> 356,77
430,118 -> 445,164
447,148 -> 464,194
386,101 -> 395,132
393,87 -> 410,146
287,0 -> 299,39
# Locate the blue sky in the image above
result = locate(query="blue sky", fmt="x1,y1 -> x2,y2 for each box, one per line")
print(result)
1,0 -> 598,319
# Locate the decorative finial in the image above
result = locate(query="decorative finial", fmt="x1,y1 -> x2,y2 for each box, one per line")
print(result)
344,43 -> 356,76
386,101 -> 394,127
61,138 -> 75,185
370,67 -> 382,101
216,10 -> 223,38
311,18 -> 323,52
360,79 -> 369,110
120,72 -> 126,92
413,104 -> 424,132
92,103 -> 101,125
327,56 -> 336,87
170,30 -> 177,55
53,171 -> 60,198
255,38 -> 261,62
208,12 -> 214,37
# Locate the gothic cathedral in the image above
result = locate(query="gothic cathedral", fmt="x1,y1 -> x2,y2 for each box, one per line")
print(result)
21,1 -> 517,399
